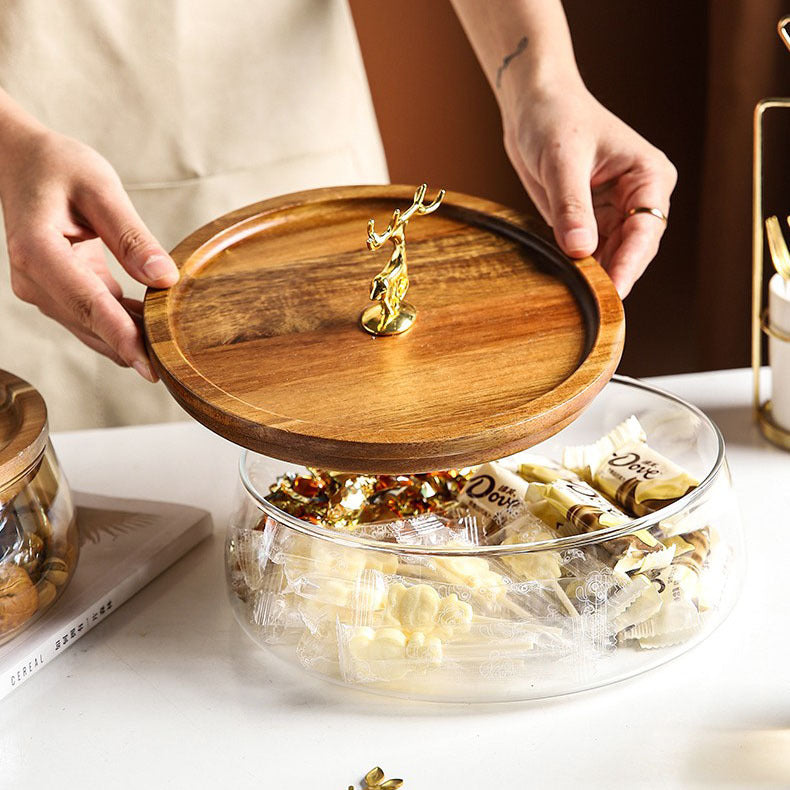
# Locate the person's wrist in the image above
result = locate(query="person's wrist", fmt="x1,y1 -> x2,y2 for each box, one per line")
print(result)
0,119 -> 50,192
497,52 -> 584,124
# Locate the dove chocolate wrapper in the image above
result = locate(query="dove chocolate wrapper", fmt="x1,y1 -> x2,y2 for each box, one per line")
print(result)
527,478 -> 675,575
515,454 -> 581,485
457,462 -> 529,536
563,416 -> 699,517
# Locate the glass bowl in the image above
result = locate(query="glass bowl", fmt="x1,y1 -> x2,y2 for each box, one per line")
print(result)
1,441 -> 79,645
225,376 -> 743,702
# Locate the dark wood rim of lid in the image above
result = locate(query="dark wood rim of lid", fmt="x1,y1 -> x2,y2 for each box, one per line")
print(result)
144,185 -> 624,472
0,370 -> 48,492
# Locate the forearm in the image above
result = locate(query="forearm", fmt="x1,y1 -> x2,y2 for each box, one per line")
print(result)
449,0 -> 582,121
0,88 -> 47,142
0,89 -> 49,186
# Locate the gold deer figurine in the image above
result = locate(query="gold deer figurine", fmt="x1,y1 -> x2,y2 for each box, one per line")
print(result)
360,183 -> 445,336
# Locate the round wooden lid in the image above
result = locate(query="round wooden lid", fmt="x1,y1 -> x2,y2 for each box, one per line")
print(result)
144,186 -> 624,473
0,370 -> 48,495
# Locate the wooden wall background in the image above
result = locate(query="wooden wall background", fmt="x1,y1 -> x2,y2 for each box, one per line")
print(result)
349,1 -> 790,377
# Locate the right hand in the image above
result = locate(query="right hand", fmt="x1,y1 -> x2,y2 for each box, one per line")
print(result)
0,129 -> 179,381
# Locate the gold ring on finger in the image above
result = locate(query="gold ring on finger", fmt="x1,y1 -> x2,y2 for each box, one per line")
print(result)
625,206 -> 668,224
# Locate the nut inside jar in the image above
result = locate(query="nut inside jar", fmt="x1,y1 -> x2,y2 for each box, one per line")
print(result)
0,444 -> 78,644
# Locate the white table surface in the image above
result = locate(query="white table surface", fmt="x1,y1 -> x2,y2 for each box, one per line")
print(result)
2,368 -> 789,789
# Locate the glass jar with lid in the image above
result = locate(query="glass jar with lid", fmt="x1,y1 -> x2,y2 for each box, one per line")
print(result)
143,186 -> 744,701
0,370 -> 79,644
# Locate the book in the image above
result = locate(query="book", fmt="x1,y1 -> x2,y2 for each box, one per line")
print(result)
0,491 -> 213,700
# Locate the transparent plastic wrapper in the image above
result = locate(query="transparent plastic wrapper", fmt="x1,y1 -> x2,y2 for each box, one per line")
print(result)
225,378 -> 745,702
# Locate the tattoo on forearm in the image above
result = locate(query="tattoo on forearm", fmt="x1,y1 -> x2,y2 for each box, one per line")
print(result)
495,36 -> 529,89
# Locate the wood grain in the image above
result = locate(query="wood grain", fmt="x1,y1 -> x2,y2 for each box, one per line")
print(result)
0,370 -> 48,498
144,186 -> 624,472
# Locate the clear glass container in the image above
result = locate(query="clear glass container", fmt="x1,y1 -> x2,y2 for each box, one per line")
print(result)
0,442 -> 79,644
225,376 -> 744,702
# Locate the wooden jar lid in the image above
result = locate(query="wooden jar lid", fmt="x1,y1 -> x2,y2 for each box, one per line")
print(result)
144,185 -> 624,473
0,370 -> 48,496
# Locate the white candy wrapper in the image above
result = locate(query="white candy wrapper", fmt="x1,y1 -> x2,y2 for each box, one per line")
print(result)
458,462 -> 529,536
352,513 -> 480,547
619,565 -> 702,648
563,416 -> 699,518
245,564 -> 303,644
514,453 -> 582,484
527,479 -> 676,575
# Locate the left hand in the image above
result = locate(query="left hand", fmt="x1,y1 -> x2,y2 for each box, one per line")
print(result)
503,80 -> 677,297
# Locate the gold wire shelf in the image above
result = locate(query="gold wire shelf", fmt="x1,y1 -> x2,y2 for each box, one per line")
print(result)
751,15 -> 790,450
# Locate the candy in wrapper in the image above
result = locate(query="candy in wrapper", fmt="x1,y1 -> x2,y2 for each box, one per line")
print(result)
619,564 -> 701,648
672,527 -> 711,574
608,576 -> 662,633
384,581 -> 473,639
353,513 -> 480,547
559,550 -> 659,635
247,566 -> 303,644
515,454 -> 581,484
458,462 -> 529,536
671,527 -> 721,611
527,479 -> 675,575
429,549 -> 509,604
563,416 -> 699,517
497,512 -> 563,582
266,467 -> 472,530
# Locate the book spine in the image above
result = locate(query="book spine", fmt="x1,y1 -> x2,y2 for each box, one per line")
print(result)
3,593 -> 121,699
1,513 -> 212,700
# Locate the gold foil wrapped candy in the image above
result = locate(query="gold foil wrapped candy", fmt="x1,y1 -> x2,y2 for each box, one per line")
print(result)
266,467 -> 472,530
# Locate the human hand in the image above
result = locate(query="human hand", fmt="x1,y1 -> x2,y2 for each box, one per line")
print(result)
503,81 -> 677,297
0,129 -> 178,380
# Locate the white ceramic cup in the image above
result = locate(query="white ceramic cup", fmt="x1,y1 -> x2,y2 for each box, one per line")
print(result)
769,273 -> 790,430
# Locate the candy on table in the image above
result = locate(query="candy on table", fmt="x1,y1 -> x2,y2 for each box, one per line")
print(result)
563,415 -> 699,517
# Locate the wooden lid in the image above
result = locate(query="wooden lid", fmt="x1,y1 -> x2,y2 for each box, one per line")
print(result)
144,185 -> 624,473
0,370 -> 48,495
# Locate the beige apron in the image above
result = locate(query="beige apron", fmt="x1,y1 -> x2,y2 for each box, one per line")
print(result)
0,0 -> 388,430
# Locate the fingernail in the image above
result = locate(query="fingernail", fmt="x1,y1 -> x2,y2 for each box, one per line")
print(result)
563,228 -> 595,255
133,360 -> 156,383
142,255 -> 178,285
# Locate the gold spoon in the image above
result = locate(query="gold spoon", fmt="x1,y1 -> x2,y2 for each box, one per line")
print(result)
765,215 -> 790,281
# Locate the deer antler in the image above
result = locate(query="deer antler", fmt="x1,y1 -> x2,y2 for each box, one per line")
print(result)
367,185 -> 445,249
367,208 -> 402,249
415,185 -> 445,216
